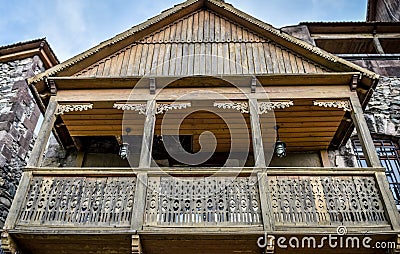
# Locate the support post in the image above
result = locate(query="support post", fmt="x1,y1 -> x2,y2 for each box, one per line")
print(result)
258,172 -> 274,232
249,98 -> 266,168
3,172 -> 32,230
376,172 -> 400,230
349,94 -> 381,167
27,96 -> 58,168
373,37 -> 385,54
131,173 -> 148,231
139,100 -> 156,168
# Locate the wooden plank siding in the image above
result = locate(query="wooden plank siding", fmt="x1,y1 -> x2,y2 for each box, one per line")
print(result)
74,10 -> 329,78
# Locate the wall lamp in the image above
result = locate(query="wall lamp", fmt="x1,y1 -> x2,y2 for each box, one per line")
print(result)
274,125 -> 286,158
119,127 -> 131,160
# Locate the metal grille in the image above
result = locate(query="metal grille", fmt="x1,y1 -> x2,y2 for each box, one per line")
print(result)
352,139 -> 400,206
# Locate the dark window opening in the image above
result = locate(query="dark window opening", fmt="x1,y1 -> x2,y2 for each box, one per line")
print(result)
352,138 -> 400,207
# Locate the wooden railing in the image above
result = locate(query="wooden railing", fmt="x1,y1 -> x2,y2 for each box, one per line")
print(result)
6,167 -> 398,234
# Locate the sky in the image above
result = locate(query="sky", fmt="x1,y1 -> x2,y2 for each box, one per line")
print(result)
0,0 -> 367,62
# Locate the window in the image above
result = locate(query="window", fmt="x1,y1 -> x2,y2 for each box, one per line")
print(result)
352,138 -> 400,207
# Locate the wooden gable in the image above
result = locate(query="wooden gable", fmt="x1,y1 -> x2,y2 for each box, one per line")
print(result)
74,9 -> 329,77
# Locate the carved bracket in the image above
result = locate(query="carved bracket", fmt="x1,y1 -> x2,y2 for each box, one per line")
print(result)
313,100 -> 351,111
1,231 -> 18,254
132,235 -> 142,254
258,101 -> 294,114
156,102 -> 191,114
113,103 -> 147,115
395,234 -> 400,254
57,103 -> 93,115
213,101 -> 249,113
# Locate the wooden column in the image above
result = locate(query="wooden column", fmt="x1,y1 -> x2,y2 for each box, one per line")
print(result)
258,172 -> 274,232
131,173 -> 148,230
349,94 -> 381,167
249,98 -> 266,168
376,172 -> 400,230
27,96 -> 58,168
139,100 -> 156,168
3,172 -> 32,230
373,37 -> 385,54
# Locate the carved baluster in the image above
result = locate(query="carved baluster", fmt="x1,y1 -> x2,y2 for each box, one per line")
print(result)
205,177 -> 216,224
35,178 -> 52,224
248,177 -> 260,224
268,176 -> 280,224
145,177 -> 160,226
159,177 -> 170,224
217,178 -> 228,225
192,178 -> 204,225
310,177 -> 329,225
101,179 -> 114,224
20,177 -> 42,224
125,178 -> 136,224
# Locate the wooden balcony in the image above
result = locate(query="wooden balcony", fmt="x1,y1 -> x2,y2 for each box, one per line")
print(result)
2,167 -> 398,254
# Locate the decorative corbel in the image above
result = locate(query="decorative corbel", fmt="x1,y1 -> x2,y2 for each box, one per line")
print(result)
213,101 -> 249,113
149,77 -> 156,95
1,231 -> 19,254
395,234 -> 400,253
156,102 -> 191,114
266,235 -> 275,254
44,77 -> 57,95
113,103 -> 147,115
56,103 -> 93,115
258,101 -> 294,114
313,100 -> 351,112
251,77 -> 257,93
132,235 -> 142,254
351,74 -> 360,91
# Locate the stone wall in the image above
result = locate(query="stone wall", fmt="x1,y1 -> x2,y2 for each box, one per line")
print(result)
329,76 -> 400,167
0,56 -> 45,227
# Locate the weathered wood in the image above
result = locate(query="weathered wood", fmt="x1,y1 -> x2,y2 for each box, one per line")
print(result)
320,150 -> 330,167
3,172 -> 32,230
373,36 -> 385,54
139,100 -> 156,168
349,94 -> 381,167
249,98 -> 266,168
27,96 -> 58,167
131,173 -> 148,231
375,172 -> 400,230
257,172 -> 274,231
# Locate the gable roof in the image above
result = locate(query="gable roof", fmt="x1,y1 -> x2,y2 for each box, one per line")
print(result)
0,38 -> 59,68
28,0 -> 379,86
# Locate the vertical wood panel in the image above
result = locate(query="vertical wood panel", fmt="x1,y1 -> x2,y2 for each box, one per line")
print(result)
126,45 -> 138,76
138,44 -> 149,76
264,44 -> 275,73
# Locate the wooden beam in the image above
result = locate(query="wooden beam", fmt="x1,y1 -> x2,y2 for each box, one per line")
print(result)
131,173 -> 148,231
27,96 -> 58,167
320,150 -> 330,167
249,98 -> 266,168
311,33 -> 400,40
349,94 -> 381,167
56,85 -> 352,102
373,37 -> 385,54
139,100 -> 156,168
